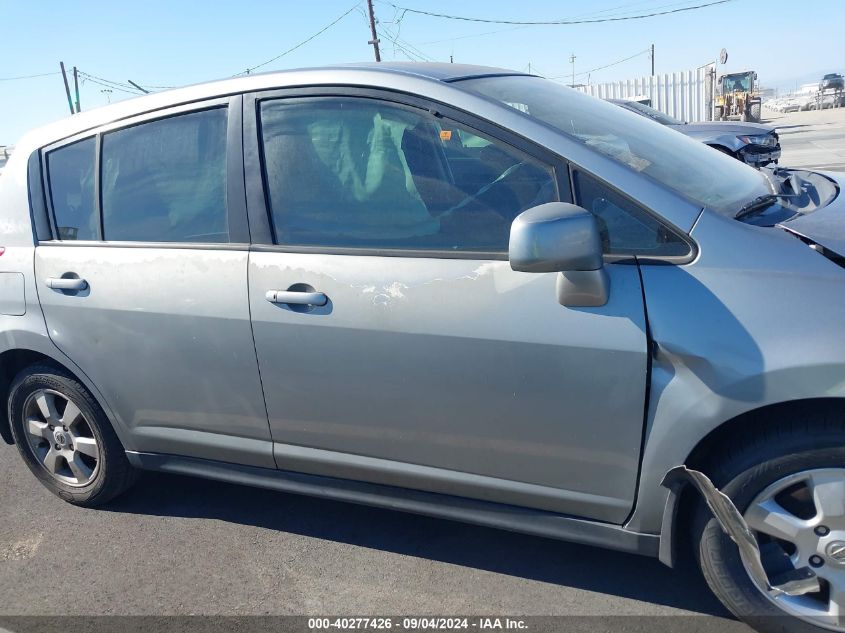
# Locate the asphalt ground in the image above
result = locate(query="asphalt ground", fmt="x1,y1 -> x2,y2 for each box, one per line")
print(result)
6,102 -> 845,632
765,106 -> 845,171
0,439 -> 739,625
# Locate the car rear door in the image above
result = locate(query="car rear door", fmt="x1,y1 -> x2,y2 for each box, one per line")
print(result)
245,89 -> 650,523
34,97 -> 274,468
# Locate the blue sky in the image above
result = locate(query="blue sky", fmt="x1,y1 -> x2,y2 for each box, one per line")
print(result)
2,0 -> 843,143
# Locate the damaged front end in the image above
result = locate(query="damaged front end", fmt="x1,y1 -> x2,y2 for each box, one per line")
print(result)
662,466 -> 821,598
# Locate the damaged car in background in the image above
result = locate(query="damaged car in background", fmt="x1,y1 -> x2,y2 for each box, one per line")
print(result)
2,63 -> 845,633
610,98 -> 781,166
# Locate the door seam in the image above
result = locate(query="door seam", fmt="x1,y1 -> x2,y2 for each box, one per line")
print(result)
623,256 -> 655,527
245,249 -> 275,463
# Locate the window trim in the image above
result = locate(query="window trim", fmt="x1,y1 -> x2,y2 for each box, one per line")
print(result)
42,134 -> 97,242
38,97 -> 249,248
568,165 -> 698,265
243,86 -> 567,257
94,133 -> 103,240
26,150 -> 51,243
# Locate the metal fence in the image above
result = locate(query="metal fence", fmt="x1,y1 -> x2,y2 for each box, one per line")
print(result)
577,64 -> 716,122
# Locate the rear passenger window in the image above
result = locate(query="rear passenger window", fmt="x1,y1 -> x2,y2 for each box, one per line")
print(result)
46,138 -> 97,240
101,108 -> 228,243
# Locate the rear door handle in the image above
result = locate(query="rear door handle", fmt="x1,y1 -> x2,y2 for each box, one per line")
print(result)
46,277 -> 88,291
265,290 -> 327,306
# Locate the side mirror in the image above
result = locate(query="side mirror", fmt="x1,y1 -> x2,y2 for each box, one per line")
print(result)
509,202 -> 610,307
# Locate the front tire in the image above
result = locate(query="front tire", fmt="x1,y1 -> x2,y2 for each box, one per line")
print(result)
8,364 -> 137,506
694,419 -> 845,632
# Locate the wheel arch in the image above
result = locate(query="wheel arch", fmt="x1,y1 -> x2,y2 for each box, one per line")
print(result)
659,397 -> 845,567
683,398 -> 845,472
0,346 -> 132,450
0,348 -> 87,444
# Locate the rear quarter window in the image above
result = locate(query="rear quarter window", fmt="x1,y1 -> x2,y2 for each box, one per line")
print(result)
46,138 -> 97,240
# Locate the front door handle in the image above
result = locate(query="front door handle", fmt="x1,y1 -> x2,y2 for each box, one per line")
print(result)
46,277 -> 88,291
265,290 -> 327,307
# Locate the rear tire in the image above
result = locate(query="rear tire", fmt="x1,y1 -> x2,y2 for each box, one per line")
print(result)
8,364 -> 137,506
693,418 -> 845,632
750,102 -> 762,122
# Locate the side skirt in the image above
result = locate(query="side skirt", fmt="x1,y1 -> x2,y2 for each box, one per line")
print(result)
127,451 -> 659,557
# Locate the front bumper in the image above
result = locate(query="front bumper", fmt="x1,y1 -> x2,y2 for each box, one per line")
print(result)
740,145 -> 781,166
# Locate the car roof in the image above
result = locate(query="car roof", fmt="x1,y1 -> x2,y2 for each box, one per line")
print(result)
17,62 -> 524,152
334,62 -> 520,81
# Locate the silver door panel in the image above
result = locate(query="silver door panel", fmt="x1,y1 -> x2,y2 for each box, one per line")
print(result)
250,252 -> 648,522
35,245 -> 274,468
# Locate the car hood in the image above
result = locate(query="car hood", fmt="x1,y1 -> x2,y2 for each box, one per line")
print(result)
778,171 -> 845,256
670,121 -> 773,135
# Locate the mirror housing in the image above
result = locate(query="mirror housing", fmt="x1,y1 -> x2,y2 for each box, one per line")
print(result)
509,202 -> 603,273
509,202 -> 609,307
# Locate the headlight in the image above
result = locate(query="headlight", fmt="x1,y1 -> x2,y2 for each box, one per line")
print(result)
738,134 -> 776,147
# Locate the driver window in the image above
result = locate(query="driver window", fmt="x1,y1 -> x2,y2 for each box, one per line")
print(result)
259,97 -> 557,253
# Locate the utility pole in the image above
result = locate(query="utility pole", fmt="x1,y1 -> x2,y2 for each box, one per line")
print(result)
127,80 -> 150,94
569,53 -> 576,87
366,0 -> 381,62
101,89 -> 112,104
59,62 -> 74,115
650,44 -> 655,76
72,66 -> 81,113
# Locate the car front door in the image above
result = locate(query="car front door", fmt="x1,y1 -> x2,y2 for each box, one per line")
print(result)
35,98 -> 274,468
245,90 -> 649,523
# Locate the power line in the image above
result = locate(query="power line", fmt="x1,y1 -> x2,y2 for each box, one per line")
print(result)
0,71 -> 61,82
69,2 -> 363,98
595,0 -> 716,19
551,48 -> 651,79
77,71 -> 140,91
415,0 -> 686,45
380,22 -> 434,61
379,0 -> 735,25
568,0 -> 668,18
235,2 -> 362,75
417,25 -> 527,46
382,30 -> 432,61
76,72 -> 144,96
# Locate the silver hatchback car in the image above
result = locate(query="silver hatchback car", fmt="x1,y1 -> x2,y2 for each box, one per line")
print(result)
1,63 -> 844,632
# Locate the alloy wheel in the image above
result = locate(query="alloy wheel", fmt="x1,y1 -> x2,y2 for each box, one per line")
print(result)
744,468 -> 845,631
22,388 -> 100,487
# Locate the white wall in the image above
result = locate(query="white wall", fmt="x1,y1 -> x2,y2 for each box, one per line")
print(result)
577,65 -> 715,122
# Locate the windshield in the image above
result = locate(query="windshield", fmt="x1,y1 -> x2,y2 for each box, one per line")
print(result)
618,101 -> 684,126
458,75 -> 767,216
722,74 -> 751,92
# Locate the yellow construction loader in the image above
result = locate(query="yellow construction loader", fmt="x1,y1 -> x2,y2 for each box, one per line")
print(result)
714,71 -> 762,123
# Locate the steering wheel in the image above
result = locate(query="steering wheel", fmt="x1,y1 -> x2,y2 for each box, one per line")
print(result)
441,160 -> 529,219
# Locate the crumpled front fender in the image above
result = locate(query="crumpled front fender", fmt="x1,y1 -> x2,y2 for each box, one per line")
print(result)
661,466 -> 819,597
